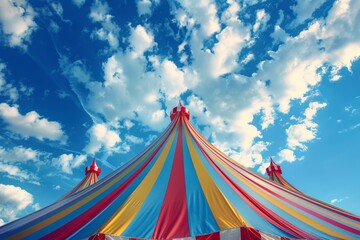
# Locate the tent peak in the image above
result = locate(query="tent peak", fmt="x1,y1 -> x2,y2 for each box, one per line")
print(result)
170,102 -> 190,121
85,158 -> 101,176
266,157 -> 282,176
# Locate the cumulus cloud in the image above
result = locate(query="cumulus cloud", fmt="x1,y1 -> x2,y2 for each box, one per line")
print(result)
0,161 -> 40,185
129,25 -> 154,57
0,0 -> 37,48
60,0 -> 360,172
0,184 -> 35,224
0,146 -> 38,163
277,149 -> 297,163
0,103 -> 67,143
174,0 -> 220,37
286,102 -> 327,150
84,124 -> 121,155
258,0 -> 360,112
89,0 -> 120,49
53,153 -> 87,174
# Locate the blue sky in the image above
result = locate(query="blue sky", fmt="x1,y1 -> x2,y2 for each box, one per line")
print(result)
0,0 -> 359,226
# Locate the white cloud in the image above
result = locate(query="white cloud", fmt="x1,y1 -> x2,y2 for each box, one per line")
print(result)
89,0 -> 120,48
290,0 -> 326,27
0,162 -> 40,185
338,122 -> 360,133
330,198 -> 343,204
286,102 -> 327,150
84,124 -> 121,154
0,184 -> 34,223
123,120 -> 134,129
287,123 -> 316,150
174,0 -> 220,36
253,9 -> 270,33
53,154 -> 87,174
0,62 -> 18,102
271,25 -> 289,44
136,0 -> 154,16
0,0 -> 37,48
277,149 -> 297,163
0,62 -> 34,102
0,103 -> 67,143
0,146 -> 38,163
229,141 -> 270,168
257,0 -> 360,113
129,25 -> 154,57
304,102 -> 327,120
330,196 -> 349,204
72,0 -> 86,7
125,135 -> 143,144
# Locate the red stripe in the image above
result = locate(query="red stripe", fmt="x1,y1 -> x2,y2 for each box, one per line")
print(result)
40,119 -> 179,240
240,227 -> 261,240
187,120 -> 360,221
88,233 -> 106,240
152,117 -> 190,239
185,121 -> 313,239
196,231 -> 220,240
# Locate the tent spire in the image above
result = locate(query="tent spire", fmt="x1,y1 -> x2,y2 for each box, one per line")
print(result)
86,158 -> 101,176
170,100 -> 190,121
60,157 -> 101,200
266,157 -> 282,176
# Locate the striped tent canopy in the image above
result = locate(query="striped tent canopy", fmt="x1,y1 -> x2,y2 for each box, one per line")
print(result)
61,158 -> 102,199
265,158 -> 302,194
0,103 -> 359,240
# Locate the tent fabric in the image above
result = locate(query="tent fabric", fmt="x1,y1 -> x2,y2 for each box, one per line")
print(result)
0,105 -> 359,240
89,227 -> 295,240
266,159 -> 302,194
60,158 -> 101,199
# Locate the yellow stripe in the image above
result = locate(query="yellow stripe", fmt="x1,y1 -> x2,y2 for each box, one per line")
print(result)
187,121 -> 358,237
203,148 -> 352,239
8,143 -> 158,240
184,127 -> 247,229
201,133 -> 360,231
100,126 -> 177,235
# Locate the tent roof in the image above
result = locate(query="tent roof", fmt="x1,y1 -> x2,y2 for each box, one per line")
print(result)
266,158 -> 302,194
0,104 -> 359,240
60,158 -> 101,200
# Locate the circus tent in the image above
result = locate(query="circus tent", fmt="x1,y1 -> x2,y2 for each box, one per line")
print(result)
265,158 -> 302,194
60,158 -> 101,200
0,103 -> 359,240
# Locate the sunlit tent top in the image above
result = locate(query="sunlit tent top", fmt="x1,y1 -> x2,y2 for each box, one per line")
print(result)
0,103 -> 359,240
60,158 -> 101,200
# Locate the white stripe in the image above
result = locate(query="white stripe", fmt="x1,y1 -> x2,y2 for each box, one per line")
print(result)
220,228 -> 241,240
260,231 -> 281,240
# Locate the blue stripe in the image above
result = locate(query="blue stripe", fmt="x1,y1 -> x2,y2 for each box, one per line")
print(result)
188,132 -> 294,238
183,126 -> 219,236
121,126 -> 179,238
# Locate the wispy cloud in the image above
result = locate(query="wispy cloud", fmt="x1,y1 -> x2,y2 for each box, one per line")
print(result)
338,123 -> 360,133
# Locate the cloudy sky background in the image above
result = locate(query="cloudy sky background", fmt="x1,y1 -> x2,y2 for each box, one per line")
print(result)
0,0 -> 359,226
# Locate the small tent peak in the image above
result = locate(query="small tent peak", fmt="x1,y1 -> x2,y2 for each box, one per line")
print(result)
170,101 -> 190,121
266,157 -> 282,176
85,158 -> 101,176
